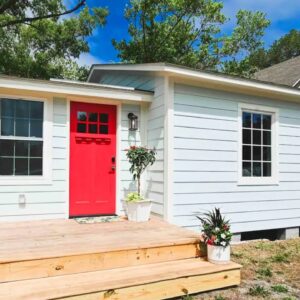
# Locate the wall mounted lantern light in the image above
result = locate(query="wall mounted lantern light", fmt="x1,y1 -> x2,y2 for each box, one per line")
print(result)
128,113 -> 138,131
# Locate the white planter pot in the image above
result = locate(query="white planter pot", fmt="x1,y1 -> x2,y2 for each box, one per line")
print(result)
126,200 -> 152,222
207,244 -> 230,264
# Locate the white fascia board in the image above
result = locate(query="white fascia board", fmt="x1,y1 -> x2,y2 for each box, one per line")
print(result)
0,77 -> 153,102
163,66 -> 300,100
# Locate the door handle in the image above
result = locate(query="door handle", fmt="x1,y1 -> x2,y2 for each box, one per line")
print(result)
111,166 -> 116,170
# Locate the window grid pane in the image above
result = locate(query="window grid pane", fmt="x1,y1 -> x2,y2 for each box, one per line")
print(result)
0,98 -> 44,176
242,111 -> 272,178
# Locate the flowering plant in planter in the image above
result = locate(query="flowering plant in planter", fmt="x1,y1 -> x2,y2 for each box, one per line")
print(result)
197,208 -> 232,264
124,146 -> 156,222
197,208 -> 232,247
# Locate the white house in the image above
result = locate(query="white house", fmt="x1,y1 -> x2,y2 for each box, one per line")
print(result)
1,63 -> 300,239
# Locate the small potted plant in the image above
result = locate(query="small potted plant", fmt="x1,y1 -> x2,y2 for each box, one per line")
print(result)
197,208 -> 232,264
125,146 -> 156,222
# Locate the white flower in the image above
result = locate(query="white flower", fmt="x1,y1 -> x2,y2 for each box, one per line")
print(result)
215,227 -> 220,232
221,233 -> 226,239
221,241 -> 226,247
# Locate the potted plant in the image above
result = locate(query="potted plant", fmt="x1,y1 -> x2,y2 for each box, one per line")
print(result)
125,146 -> 156,222
197,208 -> 232,264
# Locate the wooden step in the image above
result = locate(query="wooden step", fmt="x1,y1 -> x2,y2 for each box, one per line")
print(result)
0,218 -> 201,283
0,258 -> 241,300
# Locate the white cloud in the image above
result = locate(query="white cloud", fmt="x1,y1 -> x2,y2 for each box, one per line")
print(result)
76,52 -> 107,67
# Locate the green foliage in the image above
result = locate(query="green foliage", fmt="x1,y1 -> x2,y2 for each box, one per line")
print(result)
256,267 -> 273,278
0,1 -> 108,80
126,146 -> 156,196
271,252 -> 290,263
197,208 -> 232,247
271,284 -> 288,293
125,192 -> 144,202
248,285 -> 270,297
214,295 -> 226,300
113,0 -> 270,76
248,29 -> 300,71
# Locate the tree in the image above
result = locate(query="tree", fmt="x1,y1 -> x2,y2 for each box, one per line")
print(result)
247,29 -> 300,71
113,0 -> 270,76
0,1 -> 108,80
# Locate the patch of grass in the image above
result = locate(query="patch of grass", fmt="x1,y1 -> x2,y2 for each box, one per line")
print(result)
214,296 -> 226,300
231,252 -> 243,258
181,295 -> 194,300
282,297 -> 297,300
248,285 -> 270,297
256,267 -> 273,277
271,284 -> 289,293
254,241 -> 274,250
271,252 -> 290,263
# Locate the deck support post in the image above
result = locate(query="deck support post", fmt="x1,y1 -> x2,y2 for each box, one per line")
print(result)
278,227 -> 299,240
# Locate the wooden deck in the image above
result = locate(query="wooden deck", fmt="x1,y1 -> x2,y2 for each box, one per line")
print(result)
0,217 -> 241,299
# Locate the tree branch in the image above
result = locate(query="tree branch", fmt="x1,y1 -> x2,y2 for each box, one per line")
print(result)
0,0 -> 86,28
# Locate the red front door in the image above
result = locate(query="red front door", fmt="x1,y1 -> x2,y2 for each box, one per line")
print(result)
69,102 -> 116,217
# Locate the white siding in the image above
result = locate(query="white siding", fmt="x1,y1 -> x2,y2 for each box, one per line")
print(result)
119,104 -> 142,207
145,78 -> 166,217
0,97 -> 68,221
173,84 -> 300,233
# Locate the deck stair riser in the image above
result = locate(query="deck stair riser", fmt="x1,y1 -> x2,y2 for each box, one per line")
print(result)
0,242 -> 201,283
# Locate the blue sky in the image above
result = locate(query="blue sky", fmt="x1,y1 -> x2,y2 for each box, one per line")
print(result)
69,0 -> 300,66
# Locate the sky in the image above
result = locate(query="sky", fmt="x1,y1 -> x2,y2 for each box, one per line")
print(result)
67,0 -> 300,66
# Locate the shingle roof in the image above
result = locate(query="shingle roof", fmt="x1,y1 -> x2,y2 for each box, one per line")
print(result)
254,56 -> 300,87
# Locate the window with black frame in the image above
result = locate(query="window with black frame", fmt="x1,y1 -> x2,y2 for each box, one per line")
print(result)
0,99 -> 44,176
242,111 -> 272,178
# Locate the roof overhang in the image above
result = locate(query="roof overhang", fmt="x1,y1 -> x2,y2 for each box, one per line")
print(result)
0,76 -> 153,103
90,63 -> 300,103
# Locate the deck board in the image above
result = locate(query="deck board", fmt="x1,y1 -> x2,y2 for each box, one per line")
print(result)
0,258 -> 241,300
0,218 -> 200,263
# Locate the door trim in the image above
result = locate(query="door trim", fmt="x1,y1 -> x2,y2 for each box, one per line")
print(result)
66,98 -> 121,218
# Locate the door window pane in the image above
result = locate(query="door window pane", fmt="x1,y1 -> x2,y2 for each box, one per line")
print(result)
77,112 -> 87,121
100,113 -> 108,123
89,124 -> 97,134
77,123 -> 86,133
99,125 -> 108,134
89,113 -> 98,122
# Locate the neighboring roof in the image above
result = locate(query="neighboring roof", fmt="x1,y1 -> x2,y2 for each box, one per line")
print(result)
89,62 -> 300,103
254,56 -> 300,87
0,75 -> 153,103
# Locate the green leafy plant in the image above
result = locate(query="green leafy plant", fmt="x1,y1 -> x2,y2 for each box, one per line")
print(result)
125,192 -> 144,202
256,267 -> 273,278
271,252 -> 290,263
126,146 -> 156,198
197,208 -> 232,247
271,285 -> 288,293
248,285 -> 270,297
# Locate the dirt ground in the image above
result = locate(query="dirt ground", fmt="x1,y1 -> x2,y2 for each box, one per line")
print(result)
179,238 -> 300,300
